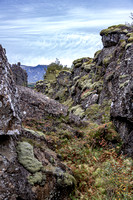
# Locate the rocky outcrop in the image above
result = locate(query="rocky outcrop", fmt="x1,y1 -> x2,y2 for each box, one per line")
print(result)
18,85 -> 68,120
18,85 -> 82,127
0,45 -> 21,135
35,70 -> 72,103
38,25 -> 133,157
0,44 -> 76,199
11,63 -> 28,86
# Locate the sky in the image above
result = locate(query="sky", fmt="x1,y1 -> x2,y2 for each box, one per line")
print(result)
0,0 -> 132,67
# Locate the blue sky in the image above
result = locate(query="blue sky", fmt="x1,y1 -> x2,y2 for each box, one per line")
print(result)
0,0 -> 132,67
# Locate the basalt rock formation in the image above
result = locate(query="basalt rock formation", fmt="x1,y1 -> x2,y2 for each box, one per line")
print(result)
36,24 -> 133,157
0,45 -> 76,200
11,63 -> 28,86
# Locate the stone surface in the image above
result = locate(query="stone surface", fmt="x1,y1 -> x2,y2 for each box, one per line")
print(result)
11,63 -> 28,86
38,25 -> 133,157
0,45 -> 21,135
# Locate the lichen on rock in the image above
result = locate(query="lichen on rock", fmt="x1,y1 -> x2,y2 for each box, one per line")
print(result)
17,141 -> 43,173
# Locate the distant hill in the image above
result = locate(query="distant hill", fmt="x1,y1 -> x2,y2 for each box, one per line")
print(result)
21,64 -> 48,83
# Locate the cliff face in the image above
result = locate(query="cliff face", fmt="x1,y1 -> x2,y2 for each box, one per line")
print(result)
0,45 -> 21,135
36,24 -> 133,157
11,63 -> 28,86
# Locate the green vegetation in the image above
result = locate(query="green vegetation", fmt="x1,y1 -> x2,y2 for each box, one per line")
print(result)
44,58 -> 69,82
22,107 -> 133,200
100,24 -> 129,36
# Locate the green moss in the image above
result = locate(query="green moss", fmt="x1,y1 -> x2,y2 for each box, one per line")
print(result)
17,142 -> 43,173
94,50 -> 102,59
119,80 -> 129,88
105,71 -> 115,81
58,69 -> 71,74
98,187 -> 106,194
125,43 -> 132,49
119,74 -> 128,79
103,55 -> 112,67
128,37 -> 133,43
23,128 -> 45,138
126,32 -> 133,37
93,168 -> 102,177
63,98 -> 74,108
95,178 -> 105,187
74,62 -> 82,68
100,24 -> 129,36
70,85 -> 75,95
85,100 -> 111,123
57,172 -> 76,187
85,104 -> 100,120
73,57 -> 90,65
81,90 -> 94,100
83,63 -> 95,72
73,76 -> 80,81
70,105 -> 85,118
120,40 -> 126,48
28,172 -> 46,185
91,80 -> 103,90
82,79 -> 92,91
76,75 -> 91,90
54,88 -> 68,103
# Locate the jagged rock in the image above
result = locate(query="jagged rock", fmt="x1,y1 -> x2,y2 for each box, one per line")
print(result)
39,25 -> 133,156
100,24 -> 132,47
11,63 -> 28,86
0,45 -> 21,135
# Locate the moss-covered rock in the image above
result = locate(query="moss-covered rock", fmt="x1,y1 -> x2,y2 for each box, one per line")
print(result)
17,141 -> 43,173
100,24 -> 129,36
127,32 -> 133,43
57,172 -> 76,187
70,105 -> 85,118
125,42 -> 132,49
28,172 -> 45,185
94,50 -> 102,59
81,90 -> 94,100
119,80 -> 129,88
103,55 -> 113,67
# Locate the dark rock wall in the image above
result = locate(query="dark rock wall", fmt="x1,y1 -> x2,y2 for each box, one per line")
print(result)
11,63 -> 28,86
0,45 -> 21,135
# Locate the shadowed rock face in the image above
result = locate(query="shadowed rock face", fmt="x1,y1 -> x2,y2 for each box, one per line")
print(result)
0,45 -> 21,135
110,44 -> 133,156
11,63 -> 28,86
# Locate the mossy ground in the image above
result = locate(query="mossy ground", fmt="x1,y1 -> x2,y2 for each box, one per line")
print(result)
22,114 -> 133,200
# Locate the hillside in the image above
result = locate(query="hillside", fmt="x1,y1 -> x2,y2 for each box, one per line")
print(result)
0,24 -> 133,200
21,64 -> 48,83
